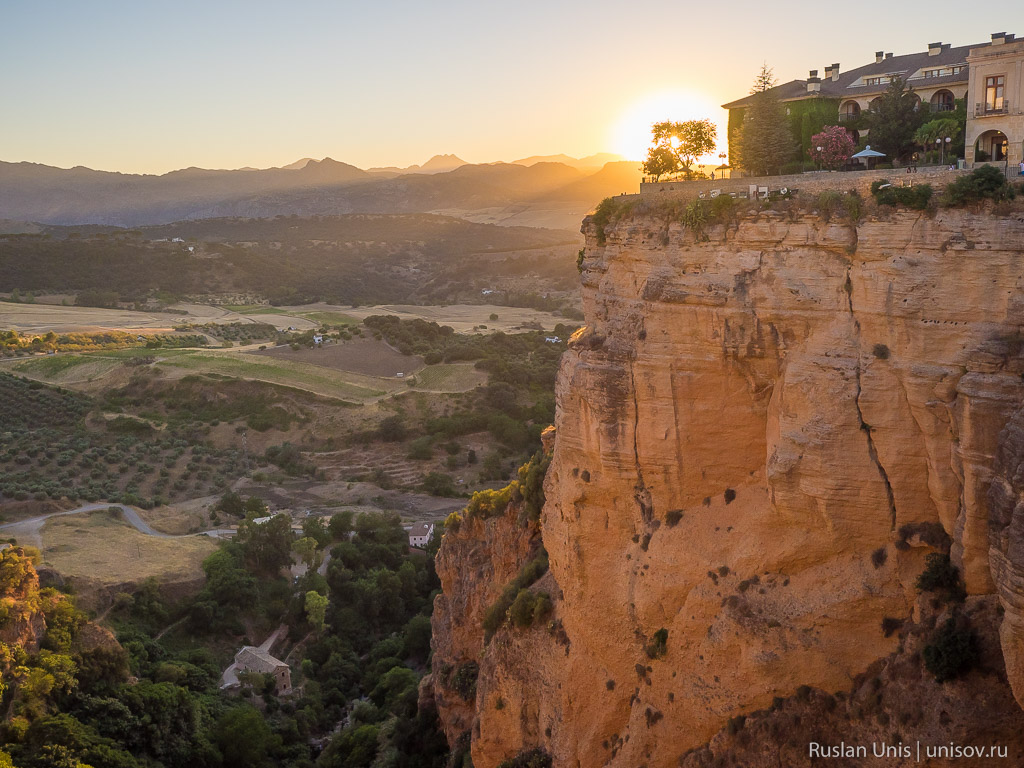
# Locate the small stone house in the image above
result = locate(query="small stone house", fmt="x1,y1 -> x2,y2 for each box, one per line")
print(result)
409,521 -> 434,548
234,646 -> 291,694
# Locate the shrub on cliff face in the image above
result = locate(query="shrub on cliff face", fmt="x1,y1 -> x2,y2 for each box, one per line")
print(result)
871,180 -> 933,210
514,451 -> 551,525
591,198 -> 617,245
923,617 -> 978,682
449,661 -> 479,701
681,200 -> 709,240
816,190 -> 843,221
509,589 -> 552,629
497,748 -> 552,768
482,549 -> 550,641
916,553 -> 965,602
645,628 -> 669,659
942,165 -> 1015,206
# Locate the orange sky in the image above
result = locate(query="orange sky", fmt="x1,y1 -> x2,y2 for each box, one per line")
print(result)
1,0 -> 999,174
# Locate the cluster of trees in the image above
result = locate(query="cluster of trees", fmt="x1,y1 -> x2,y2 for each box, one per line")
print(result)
0,331 -> 205,358
105,374 -> 308,433
1,507 -> 449,768
0,373 -> 246,507
0,215 -> 575,309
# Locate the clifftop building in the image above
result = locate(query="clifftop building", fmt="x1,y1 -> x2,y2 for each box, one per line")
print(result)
722,32 -> 1023,170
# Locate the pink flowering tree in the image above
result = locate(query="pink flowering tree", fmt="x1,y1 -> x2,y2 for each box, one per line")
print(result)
808,125 -> 855,170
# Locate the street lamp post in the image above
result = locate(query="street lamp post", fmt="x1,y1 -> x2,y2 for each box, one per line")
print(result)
816,146 -> 823,172
945,136 -> 951,167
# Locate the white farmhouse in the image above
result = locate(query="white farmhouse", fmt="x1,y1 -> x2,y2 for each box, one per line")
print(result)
409,521 -> 434,548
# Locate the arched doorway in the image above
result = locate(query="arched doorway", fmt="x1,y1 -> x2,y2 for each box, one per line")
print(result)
930,89 -> 955,112
839,101 -> 861,122
868,97 -> 884,112
975,130 -> 1008,162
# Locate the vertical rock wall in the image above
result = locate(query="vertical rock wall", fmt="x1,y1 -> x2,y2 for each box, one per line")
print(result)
433,206 -> 1024,767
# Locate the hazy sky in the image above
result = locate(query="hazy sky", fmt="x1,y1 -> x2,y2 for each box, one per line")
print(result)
2,0 -> 993,174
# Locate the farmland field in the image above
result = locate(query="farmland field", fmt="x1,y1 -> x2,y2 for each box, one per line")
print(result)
155,350 -> 391,401
12,353 -> 119,380
412,363 -> 487,392
2,299 -> 568,337
254,338 -> 422,377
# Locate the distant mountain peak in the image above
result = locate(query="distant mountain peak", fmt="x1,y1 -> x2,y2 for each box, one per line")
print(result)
282,158 -> 315,170
419,154 -> 467,171
511,152 -> 625,171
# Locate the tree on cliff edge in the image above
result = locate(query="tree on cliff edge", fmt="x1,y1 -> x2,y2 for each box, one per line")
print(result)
642,119 -> 717,180
734,65 -> 795,176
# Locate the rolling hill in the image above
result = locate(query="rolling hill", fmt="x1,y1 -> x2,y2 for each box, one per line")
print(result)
0,156 -> 644,230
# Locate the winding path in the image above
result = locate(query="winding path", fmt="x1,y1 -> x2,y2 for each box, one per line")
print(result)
0,502 -> 234,549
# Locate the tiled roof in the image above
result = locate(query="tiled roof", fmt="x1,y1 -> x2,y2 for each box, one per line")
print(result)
235,646 -> 288,674
722,40 -> 982,109
410,522 -> 433,538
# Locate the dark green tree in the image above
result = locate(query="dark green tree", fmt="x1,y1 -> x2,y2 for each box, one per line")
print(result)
213,705 -> 278,768
735,66 -> 795,176
236,514 -> 294,575
865,76 -> 925,162
215,491 -> 244,518
329,510 -> 354,541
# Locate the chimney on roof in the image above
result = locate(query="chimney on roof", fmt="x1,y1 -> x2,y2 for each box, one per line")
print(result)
875,51 -> 884,63
885,52 -> 894,59
928,41 -> 942,56
831,63 -> 840,81
807,70 -> 821,93
992,32 -> 1006,45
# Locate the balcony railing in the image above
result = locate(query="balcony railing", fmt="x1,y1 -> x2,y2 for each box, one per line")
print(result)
975,101 -> 1011,117
838,113 -> 860,122
929,102 -> 954,112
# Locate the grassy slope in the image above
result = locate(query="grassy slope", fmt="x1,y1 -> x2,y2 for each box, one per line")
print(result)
41,510 -> 216,585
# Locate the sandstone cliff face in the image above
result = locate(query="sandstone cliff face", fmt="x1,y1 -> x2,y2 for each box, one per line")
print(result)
679,595 -> 1024,768
431,499 -> 543,746
434,205 -> 1024,767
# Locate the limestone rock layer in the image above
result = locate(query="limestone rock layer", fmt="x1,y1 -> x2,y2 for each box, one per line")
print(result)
433,207 -> 1024,767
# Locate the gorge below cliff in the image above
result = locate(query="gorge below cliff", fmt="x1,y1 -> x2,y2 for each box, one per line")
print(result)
431,198 -> 1024,767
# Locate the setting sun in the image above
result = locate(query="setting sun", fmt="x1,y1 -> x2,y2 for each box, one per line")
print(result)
610,89 -> 725,162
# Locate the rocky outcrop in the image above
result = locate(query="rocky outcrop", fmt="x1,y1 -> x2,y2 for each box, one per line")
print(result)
431,496 -> 544,747
0,546 -> 46,657
988,395 -> 1024,709
679,595 -> 1024,768
434,203 -> 1024,766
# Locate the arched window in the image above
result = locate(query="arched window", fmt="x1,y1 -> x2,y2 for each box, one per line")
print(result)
839,101 -> 861,122
975,130 -> 1009,162
930,90 -> 955,112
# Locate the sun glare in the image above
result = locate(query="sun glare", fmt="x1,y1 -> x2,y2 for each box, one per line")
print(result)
611,90 -> 724,162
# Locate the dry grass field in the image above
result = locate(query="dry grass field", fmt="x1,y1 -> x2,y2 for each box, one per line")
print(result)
410,363 -> 487,392
2,299 -> 567,337
41,510 -> 216,586
0,301 -> 181,335
337,303 -> 564,332
254,338 -> 422,377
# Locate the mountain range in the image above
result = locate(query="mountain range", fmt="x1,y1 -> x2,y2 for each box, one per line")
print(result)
0,154 -> 639,230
